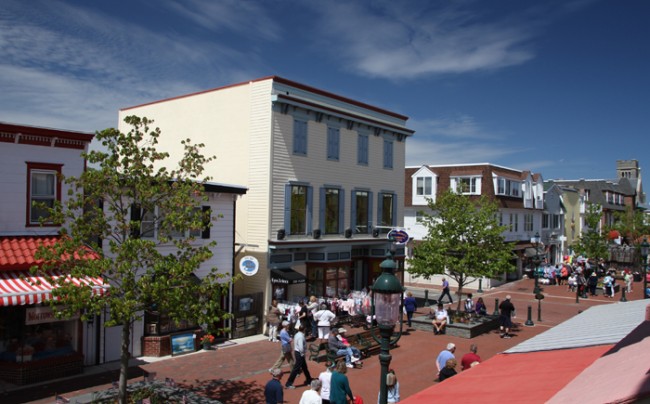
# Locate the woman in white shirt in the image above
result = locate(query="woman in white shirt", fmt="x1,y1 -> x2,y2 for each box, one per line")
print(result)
314,303 -> 336,341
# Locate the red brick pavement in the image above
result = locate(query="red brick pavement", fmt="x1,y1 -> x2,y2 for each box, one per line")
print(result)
14,278 -> 643,404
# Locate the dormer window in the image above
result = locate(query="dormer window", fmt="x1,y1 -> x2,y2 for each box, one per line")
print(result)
451,176 -> 481,195
495,177 -> 522,198
411,167 -> 437,205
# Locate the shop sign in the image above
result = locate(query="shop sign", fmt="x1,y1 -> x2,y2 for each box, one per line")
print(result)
239,256 -> 259,277
25,306 -> 79,325
387,229 -> 410,245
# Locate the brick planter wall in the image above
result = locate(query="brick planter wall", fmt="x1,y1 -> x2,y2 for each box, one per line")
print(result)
142,335 -> 171,357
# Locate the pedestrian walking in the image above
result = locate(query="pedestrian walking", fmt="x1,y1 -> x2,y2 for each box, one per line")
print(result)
319,361 -> 334,404
498,295 -> 515,339
265,368 -> 284,404
307,295 -> 320,340
270,321 -> 294,372
299,379 -> 323,404
330,361 -> 355,404
403,292 -> 417,328
266,299 -> 282,342
285,325 -> 313,389
438,277 -> 453,304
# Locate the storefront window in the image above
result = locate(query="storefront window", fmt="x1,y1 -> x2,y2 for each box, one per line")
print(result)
307,267 -> 324,297
0,306 -> 78,363
309,265 -> 349,297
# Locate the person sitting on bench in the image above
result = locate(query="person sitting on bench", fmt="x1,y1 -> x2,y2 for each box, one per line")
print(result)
328,328 -> 354,368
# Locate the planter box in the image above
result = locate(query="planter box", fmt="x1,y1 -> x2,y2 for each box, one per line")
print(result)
411,313 -> 499,339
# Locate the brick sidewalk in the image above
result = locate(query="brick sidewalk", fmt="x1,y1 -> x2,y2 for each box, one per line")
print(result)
11,278 -> 644,404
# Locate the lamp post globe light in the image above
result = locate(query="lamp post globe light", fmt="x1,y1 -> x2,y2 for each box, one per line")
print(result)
531,232 -> 541,295
641,238 -> 649,299
371,248 -> 404,404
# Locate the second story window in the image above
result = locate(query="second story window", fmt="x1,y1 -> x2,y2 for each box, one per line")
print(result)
378,192 -> 396,227
138,206 -> 208,240
416,177 -> 433,196
284,183 -> 313,236
352,190 -> 372,234
383,139 -> 393,169
357,134 -> 369,165
321,187 -> 343,234
510,213 -> 518,232
496,177 -> 522,197
327,127 -> 340,161
293,119 -> 308,156
27,162 -> 62,226
524,213 -> 533,232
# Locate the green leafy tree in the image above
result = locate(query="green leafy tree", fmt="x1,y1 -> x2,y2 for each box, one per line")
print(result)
609,205 -> 650,244
408,190 -> 514,312
33,116 -> 235,404
573,203 -> 609,265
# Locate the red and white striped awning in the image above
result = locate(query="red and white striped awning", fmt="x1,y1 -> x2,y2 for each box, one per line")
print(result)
0,269 -> 108,307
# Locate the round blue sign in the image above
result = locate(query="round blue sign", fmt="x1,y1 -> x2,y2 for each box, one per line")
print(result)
239,256 -> 259,276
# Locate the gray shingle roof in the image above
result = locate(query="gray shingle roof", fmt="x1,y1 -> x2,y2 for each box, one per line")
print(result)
504,299 -> 648,353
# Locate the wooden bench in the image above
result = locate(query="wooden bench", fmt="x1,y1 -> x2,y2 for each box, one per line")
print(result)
308,328 -> 396,363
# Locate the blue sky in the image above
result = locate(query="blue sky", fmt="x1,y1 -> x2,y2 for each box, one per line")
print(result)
1,0 -> 648,181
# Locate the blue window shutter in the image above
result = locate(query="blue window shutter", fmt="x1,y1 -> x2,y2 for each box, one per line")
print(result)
351,192 -> 357,232
367,191 -> 373,233
377,193 -> 383,226
392,194 -> 397,227
338,189 -> 345,234
307,186 -> 313,233
333,128 -> 339,160
284,184 -> 291,234
319,187 -> 325,232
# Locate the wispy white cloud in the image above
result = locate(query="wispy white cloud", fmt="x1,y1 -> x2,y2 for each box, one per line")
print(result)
409,114 -> 504,140
405,136 -> 525,167
164,0 -> 282,41
306,0 -> 538,79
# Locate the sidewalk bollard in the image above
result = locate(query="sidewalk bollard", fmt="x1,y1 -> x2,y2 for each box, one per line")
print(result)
525,305 -> 534,326
536,294 -> 544,322
620,287 -> 627,302
575,284 -> 580,304
424,289 -> 429,307
477,279 -> 484,294
493,298 -> 500,316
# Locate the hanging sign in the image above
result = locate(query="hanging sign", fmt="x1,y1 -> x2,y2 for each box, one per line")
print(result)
239,256 -> 259,277
387,229 -> 410,245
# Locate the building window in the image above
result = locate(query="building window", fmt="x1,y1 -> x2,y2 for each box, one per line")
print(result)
327,127 -> 340,161
495,177 -> 522,197
357,133 -> 368,165
498,212 -> 504,227
378,192 -> 396,227
137,206 -> 208,239
307,265 -> 350,298
510,213 -> 518,232
416,177 -> 433,196
291,185 -> 308,235
452,177 -> 480,195
27,162 -> 62,225
352,190 -> 372,234
542,214 -> 549,229
293,119 -> 308,156
524,213 -> 533,232
383,140 -> 393,169
552,214 -> 561,229
321,187 -> 343,234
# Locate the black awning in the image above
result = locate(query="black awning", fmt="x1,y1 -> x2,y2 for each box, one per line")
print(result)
270,268 -> 306,285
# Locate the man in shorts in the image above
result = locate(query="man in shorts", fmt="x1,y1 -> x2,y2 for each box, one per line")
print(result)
498,295 -> 515,339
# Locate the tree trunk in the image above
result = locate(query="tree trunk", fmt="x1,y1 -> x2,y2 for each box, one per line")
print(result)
119,323 -> 131,404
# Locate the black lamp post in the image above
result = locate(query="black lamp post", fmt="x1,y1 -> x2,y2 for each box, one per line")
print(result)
371,249 -> 404,404
641,238 -> 649,299
531,232 -> 541,295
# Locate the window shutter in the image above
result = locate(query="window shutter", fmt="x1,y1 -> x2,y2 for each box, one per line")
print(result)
201,206 -> 211,239
392,194 -> 398,226
377,193 -> 383,226
284,184 -> 291,234
367,191 -> 373,233
130,203 -> 141,238
351,192 -> 357,232
319,187 -> 325,232
338,189 -> 345,234
306,186 -> 313,234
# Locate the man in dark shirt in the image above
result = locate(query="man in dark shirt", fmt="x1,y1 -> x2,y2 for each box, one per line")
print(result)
265,368 -> 284,404
498,295 -> 515,339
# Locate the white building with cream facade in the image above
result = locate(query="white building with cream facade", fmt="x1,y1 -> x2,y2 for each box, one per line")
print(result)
119,76 -> 414,338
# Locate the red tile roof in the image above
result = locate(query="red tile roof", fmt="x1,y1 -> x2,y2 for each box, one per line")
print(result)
0,236 -> 98,271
